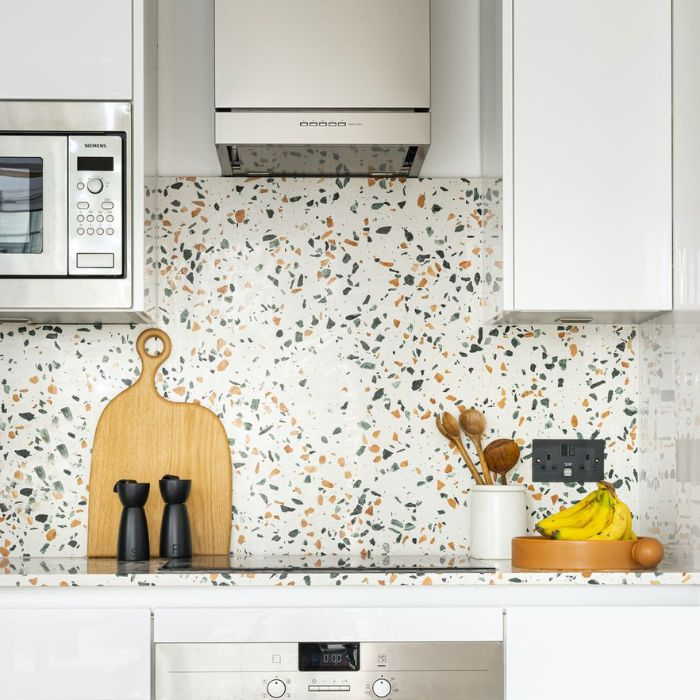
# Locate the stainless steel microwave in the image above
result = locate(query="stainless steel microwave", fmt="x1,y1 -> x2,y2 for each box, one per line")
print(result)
0,102 -> 128,278
0,101 -> 150,322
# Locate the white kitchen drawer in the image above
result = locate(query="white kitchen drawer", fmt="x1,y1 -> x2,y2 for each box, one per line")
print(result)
0,608 -> 151,700
154,606 -> 504,643
506,607 -> 700,699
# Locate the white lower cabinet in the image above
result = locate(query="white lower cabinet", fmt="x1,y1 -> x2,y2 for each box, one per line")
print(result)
505,607 -> 700,699
0,608 -> 151,700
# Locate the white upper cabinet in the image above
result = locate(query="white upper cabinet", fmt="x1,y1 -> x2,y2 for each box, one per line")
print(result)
673,0 -> 700,313
493,0 -> 672,323
0,0 -> 132,100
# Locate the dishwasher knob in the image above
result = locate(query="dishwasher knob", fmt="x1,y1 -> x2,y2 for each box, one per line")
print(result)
267,679 -> 287,698
372,679 -> 392,698
87,177 -> 104,194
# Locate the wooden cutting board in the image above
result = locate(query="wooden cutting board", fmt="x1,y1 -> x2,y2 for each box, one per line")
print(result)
88,328 -> 232,557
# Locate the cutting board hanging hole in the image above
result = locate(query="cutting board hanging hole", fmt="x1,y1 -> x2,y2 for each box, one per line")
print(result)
144,335 -> 165,358
135,328 -> 172,384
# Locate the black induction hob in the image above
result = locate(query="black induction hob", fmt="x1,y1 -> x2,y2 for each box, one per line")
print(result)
158,554 -> 496,574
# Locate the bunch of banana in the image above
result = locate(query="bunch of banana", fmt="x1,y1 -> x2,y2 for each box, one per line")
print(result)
536,482 -> 637,541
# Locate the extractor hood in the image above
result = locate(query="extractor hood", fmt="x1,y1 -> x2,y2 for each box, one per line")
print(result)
214,0 -> 431,178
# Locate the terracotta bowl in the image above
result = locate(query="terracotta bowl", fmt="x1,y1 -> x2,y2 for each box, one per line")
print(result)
511,536 -> 664,572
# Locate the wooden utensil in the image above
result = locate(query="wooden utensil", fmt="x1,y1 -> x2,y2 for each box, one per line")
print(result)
483,438 -> 521,485
88,328 -> 232,557
436,413 -> 484,485
459,408 -> 493,484
512,536 -> 665,571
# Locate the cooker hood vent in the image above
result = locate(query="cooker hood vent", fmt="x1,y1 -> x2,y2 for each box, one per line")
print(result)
215,112 -> 431,178
218,144 -> 428,178
221,144 -> 424,178
214,0 -> 431,178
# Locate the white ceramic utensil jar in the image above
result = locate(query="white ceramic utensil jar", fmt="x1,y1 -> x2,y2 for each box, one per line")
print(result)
469,485 -> 527,560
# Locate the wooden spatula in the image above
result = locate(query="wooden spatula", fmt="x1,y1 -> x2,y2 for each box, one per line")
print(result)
483,438 -> 521,485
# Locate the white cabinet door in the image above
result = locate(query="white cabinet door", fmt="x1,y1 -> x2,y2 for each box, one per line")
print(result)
0,608 -> 151,700
673,0 -> 700,311
0,0 -> 132,100
503,0 -> 672,319
506,607 -> 700,700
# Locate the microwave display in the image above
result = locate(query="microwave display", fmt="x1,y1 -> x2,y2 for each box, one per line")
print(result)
77,156 -> 114,172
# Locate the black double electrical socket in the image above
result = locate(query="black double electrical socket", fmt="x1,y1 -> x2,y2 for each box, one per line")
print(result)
532,439 -> 605,483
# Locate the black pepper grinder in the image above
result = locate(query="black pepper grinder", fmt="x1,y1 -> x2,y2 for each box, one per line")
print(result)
114,480 -> 150,561
159,474 -> 192,559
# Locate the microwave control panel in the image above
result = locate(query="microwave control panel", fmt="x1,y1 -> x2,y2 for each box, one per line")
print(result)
68,135 -> 125,277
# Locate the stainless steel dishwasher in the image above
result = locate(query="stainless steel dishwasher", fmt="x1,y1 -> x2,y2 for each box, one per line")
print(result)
156,641 -> 502,700
154,607 -> 504,700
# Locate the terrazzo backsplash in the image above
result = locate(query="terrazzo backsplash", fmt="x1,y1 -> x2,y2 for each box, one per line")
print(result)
0,177 -> 639,558
639,318 -> 700,565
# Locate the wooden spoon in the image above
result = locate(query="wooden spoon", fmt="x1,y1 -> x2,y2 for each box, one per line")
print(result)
483,438 -> 521,485
459,408 -> 493,484
436,413 -> 484,485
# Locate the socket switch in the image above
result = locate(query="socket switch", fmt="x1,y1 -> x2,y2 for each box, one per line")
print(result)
532,439 -> 605,483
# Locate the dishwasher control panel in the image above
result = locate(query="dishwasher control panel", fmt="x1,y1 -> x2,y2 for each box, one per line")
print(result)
155,641 -> 503,700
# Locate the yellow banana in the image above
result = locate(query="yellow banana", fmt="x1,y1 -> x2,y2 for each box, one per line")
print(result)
535,490 -> 600,535
536,481 -> 638,542
621,504 -> 634,541
619,501 -> 638,541
537,496 -> 600,536
587,497 -> 630,540
552,491 -> 613,540
622,513 -> 632,540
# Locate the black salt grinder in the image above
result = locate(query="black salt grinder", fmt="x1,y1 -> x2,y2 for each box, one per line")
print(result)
114,479 -> 151,561
159,474 -> 192,558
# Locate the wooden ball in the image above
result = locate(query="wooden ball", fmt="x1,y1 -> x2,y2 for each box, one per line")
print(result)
632,538 -> 665,569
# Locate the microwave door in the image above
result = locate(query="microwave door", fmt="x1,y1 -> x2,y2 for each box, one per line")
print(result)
0,136 -> 68,277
